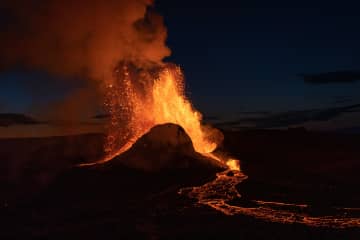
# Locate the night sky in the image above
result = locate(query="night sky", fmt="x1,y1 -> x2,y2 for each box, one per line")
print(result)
1,0 -> 360,132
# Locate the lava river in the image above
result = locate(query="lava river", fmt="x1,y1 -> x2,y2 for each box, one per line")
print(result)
179,168 -> 360,229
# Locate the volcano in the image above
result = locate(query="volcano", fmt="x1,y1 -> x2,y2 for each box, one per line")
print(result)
50,124 -> 226,201
103,123 -> 225,172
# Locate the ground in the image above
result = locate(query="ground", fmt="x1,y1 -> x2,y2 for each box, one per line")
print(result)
0,129 -> 359,239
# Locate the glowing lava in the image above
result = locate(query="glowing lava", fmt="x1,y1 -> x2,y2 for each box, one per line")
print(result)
179,169 -> 360,229
152,69 -> 218,154
226,159 -> 241,171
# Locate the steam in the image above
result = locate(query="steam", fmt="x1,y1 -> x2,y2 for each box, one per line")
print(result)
0,0 -> 170,120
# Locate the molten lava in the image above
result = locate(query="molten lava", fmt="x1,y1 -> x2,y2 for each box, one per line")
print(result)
226,159 -> 241,171
152,69 -> 219,153
101,63 -> 235,168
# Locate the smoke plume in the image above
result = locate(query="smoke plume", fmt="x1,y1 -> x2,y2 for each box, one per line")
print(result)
0,0 -> 170,78
0,0 -> 170,120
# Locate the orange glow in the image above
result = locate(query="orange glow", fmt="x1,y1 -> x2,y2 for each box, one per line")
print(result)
226,159 -> 240,171
98,64 -> 238,170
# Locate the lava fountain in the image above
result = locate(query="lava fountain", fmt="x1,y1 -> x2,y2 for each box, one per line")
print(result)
98,62 -> 235,169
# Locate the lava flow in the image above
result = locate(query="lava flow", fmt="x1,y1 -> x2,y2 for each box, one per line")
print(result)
179,169 -> 360,229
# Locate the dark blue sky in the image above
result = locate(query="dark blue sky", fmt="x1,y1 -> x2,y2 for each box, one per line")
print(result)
0,70 -> 83,113
1,0 -> 360,130
156,0 -> 360,116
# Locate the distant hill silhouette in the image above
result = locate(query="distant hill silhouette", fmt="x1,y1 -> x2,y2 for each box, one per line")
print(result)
0,113 -> 41,127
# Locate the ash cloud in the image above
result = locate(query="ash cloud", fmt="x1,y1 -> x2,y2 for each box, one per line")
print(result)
0,0 -> 170,121
0,0 -> 170,79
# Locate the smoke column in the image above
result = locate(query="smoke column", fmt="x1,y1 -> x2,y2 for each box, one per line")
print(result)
0,0 -> 170,120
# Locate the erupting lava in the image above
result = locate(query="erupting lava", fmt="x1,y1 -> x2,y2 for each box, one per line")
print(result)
152,69 -> 218,154
101,63 -> 233,168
